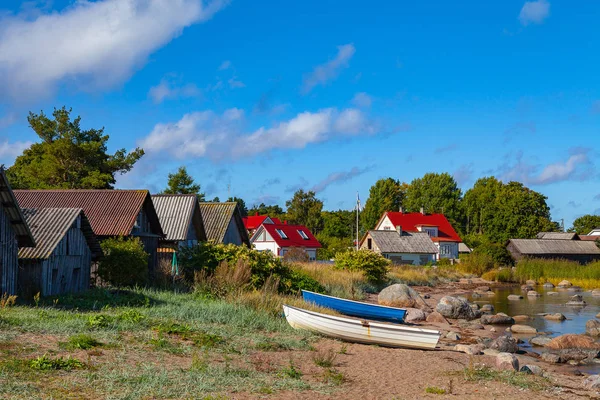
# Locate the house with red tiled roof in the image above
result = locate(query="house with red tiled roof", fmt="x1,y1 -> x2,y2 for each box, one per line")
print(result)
250,222 -> 321,261
374,211 -> 462,260
242,213 -> 282,236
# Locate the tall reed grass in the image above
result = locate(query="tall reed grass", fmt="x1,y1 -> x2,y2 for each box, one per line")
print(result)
514,259 -> 600,289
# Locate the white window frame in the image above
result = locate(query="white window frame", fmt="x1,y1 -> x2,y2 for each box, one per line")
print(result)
297,230 -> 309,240
275,229 -> 288,239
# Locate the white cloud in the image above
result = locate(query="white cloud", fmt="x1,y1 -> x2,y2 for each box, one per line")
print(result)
218,60 -> 231,70
228,77 -> 245,89
302,44 -> 355,94
519,0 -> 550,26
311,166 -> 371,193
0,140 -> 33,164
352,92 -> 372,108
148,77 -> 201,104
0,0 -> 227,103
138,106 -> 378,162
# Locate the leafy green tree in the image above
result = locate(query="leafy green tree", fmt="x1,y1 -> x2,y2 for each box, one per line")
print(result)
248,203 -> 285,220
322,210 -> 355,239
163,166 -> 204,201
404,172 -> 463,229
227,196 -> 248,217
98,237 -> 149,287
316,235 -> 354,260
8,107 -> 144,189
569,214 -> 600,235
361,178 -> 408,231
463,177 -> 503,235
285,189 -> 324,234
211,196 -> 220,202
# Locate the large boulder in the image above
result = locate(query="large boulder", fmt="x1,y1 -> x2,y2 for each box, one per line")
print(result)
378,284 -> 429,310
541,352 -> 562,364
530,336 -> 552,347
545,334 -> 600,350
489,335 -> 519,353
481,313 -> 515,325
404,308 -> 426,323
557,348 -> 600,362
558,280 -> 572,288
510,324 -> 537,334
544,313 -> 566,321
584,375 -> 600,390
426,311 -> 449,324
586,320 -> 600,337
496,353 -> 519,371
435,296 -> 476,320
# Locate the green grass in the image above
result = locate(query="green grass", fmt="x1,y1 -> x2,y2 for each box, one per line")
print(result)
459,365 -> 549,391
425,386 -> 447,394
29,354 -> 85,371
312,348 -> 337,368
61,334 -> 103,350
514,259 -> 600,289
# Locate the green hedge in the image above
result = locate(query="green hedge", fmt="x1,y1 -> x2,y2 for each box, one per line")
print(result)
333,250 -> 390,283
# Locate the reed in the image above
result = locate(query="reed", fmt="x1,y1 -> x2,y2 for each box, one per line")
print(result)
514,259 -> 600,289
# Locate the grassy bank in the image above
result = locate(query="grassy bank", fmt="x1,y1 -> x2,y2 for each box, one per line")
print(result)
513,259 -> 600,289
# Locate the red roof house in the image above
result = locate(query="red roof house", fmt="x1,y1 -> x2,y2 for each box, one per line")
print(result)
242,213 -> 281,235
250,222 -> 321,261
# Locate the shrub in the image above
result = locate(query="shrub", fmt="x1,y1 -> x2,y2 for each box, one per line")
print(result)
29,354 -> 85,371
98,237 -> 149,287
334,250 -> 390,283
458,252 -> 495,276
474,242 -> 513,266
86,314 -> 112,329
283,247 -> 309,263
436,258 -> 452,267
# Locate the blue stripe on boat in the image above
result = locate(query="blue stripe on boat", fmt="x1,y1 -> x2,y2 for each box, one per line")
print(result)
302,290 -> 406,323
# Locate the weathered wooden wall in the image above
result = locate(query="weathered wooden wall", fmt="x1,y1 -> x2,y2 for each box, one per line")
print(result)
19,216 -> 91,297
0,202 -> 19,295
507,242 -> 600,265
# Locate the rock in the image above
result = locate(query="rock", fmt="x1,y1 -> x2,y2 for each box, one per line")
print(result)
490,327 -> 497,332
530,336 -> 552,347
545,334 -> 600,350
567,286 -> 583,292
423,294 -> 431,299
435,296 -> 476,320
471,292 -> 482,299
476,286 -> 490,292
507,294 -> 523,300
584,375 -> 600,390
483,348 -> 500,356
513,315 -> 532,322
521,285 -> 534,292
520,365 -> 544,376
426,311 -> 449,324
592,290 -> 600,297
544,313 -> 566,321
542,282 -> 554,288
571,294 -> 583,301
459,278 -> 473,285
404,308 -> 426,323
480,304 -> 494,313
527,290 -> 541,297
526,279 -> 537,286
378,284 -> 429,310
558,280 -> 572,287
484,291 -> 496,297
558,348 -> 600,362
470,303 -> 480,310
541,352 -> 562,363
496,353 -> 519,371
489,335 -> 519,353
446,331 -> 461,341
547,291 -> 558,296
481,313 -> 515,325
454,344 -> 484,355
586,320 -> 600,337
510,324 -> 537,334
470,323 -> 485,330
566,301 -> 587,307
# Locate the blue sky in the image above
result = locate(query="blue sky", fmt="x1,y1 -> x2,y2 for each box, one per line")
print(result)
0,0 -> 598,228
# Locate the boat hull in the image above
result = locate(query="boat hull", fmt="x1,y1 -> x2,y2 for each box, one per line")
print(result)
283,305 -> 440,350
302,290 -> 406,323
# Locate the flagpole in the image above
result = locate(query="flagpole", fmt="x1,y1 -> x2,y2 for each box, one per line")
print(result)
356,192 -> 360,250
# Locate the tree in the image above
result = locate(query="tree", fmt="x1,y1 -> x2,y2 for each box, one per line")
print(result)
7,107 -> 144,189
570,215 -> 600,235
361,178 -> 408,231
227,196 -> 248,217
163,166 -> 204,200
404,172 -> 463,229
98,237 -> 149,287
463,177 -> 503,235
248,203 -> 285,220
322,210 -> 355,239
285,189 -> 324,234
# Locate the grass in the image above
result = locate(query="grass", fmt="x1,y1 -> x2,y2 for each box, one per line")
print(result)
29,354 -> 85,371
514,259 -> 600,289
425,386 -> 447,394
280,360 -> 303,379
387,265 -> 466,286
459,365 -> 549,391
61,334 -> 103,350
312,348 -> 337,368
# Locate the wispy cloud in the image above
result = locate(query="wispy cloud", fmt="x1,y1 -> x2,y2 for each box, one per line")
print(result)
218,60 -> 231,71
519,0 -> 550,26
228,77 -> 245,89
453,164 -> 474,186
0,0 -> 227,104
434,143 -> 458,154
0,140 -> 34,165
499,148 -> 594,185
352,92 -> 372,108
148,77 -> 201,104
310,166 -> 371,193
567,201 -> 581,208
139,106 -> 379,162
302,44 -> 355,94
252,195 -> 280,206
259,178 -> 281,192
285,177 -> 309,193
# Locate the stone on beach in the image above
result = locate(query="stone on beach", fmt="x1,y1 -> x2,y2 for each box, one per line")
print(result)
527,290 -> 541,297
454,344 -> 484,355
541,353 -> 562,364
507,294 -> 523,300
446,331 -> 461,341
525,280 -> 537,286
512,315 -> 532,322
481,313 -> 515,325
435,296 -> 476,320
425,311 -> 449,324
489,335 -> 519,353
544,313 -> 566,321
547,291 -> 558,296
592,289 -> 600,297
586,320 -> 600,337
480,304 -> 494,313
378,284 -> 429,310
496,352 -> 519,371
510,324 -> 537,334
542,282 -> 554,288
558,280 -> 572,288
530,336 -> 552,347
545,334 -> 600,350
520,365 -> 544,376
483,348 -> 499,356
404,308 -> 427,323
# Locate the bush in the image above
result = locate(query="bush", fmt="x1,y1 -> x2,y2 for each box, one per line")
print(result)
282,247 -> 309,263
458,252 -> 495,276
334,250 -> 390,283
98,237 -> 149,287
474,242 -> 513,266
481,268 -> 514,282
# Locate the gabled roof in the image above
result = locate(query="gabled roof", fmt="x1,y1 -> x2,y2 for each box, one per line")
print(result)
580,236 -> 600,241
19,208 -> 102,260
381,212 -> 462,243
243,214 -> 270,231
362,230 -> 438,254
152,194 -> 206,242
198,202 -> 250,246
509,239 -> 600,255
14,190 -> 163,237
0,169 -> 35,247
536,232 -> 579,240
255,223 -> 321,248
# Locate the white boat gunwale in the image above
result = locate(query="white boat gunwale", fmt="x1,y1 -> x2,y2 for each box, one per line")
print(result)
302,290 -> 408,312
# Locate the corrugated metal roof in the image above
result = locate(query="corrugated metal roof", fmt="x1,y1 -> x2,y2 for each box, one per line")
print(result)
536,232 -> 579,240
152,194 -> 206,242
198,202 -> 249,245
509,239 -> 600,255
19,208 -> 102,259
366,230 -> 438,254
14,190 -> 163,237
0,169 -> 35,247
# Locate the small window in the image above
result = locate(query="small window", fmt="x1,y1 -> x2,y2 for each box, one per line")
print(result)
383,226 -> 391,230
367,238 -> 372,250
297,230 -> 309,240
275,229 -> 288,239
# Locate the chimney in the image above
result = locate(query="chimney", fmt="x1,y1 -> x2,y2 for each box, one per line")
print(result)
399,206 -> 403,213
255,211 -> 259,216
420,207 -> 425,215
284,220 -> 287,225
395,225 -> 402,236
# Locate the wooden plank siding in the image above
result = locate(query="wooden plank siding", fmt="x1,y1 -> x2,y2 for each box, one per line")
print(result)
0,202 -> 19,295
18,216 -> 92,297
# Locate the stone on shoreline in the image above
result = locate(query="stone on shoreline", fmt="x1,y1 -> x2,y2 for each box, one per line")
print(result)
544,313 -> 566,321
483,348 -> 499,356
558,280 -> 572,288
592,289 -> 600,297
567,286 -> 583,292
446,331 -> 461,341
527,290 -> 541,297
496,353 -> 519,371
426,311 -> 449,324
454,344 -> 484,355
480,304 -> 494,313
542,282 -> 554,288
510,324 -> 537,334
476,286 -> 490,292
513,315 -> 532,322
378,284 -> 429,310
547,291 -> 558,296
526,280 -> 536,286
481,313 -> 515,325
521,285 -> 534,292
545,334 -> 600,350
530,336 -> 552,347
557,348 -> 600,362
404,308 -> 427,323
586,320 -> 600,337
507,294 -> 523,300
489,335 -> 519,353
541,353 -> 562,364
520,365 -> 544,376
435,296 -> 476,320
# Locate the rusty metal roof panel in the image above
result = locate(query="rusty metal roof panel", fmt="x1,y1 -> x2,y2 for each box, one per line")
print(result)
14,190 -> 163,237
19,208 -> 102,260
198,202 -> 249,245
152,194 -> 206,242
0,169 -> 35,247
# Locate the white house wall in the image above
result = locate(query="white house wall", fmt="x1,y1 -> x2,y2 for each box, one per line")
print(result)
376,216 -> 395,231
437,242 -> 459,259
251,229 -> 279,255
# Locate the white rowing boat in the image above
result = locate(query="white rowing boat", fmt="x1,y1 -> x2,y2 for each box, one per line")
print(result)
283,305 -> 440,350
